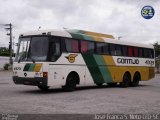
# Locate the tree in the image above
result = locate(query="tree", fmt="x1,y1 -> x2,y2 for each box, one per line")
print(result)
153,42 -> 160,73
153,42 -> 160,57
0,47 -> 10,56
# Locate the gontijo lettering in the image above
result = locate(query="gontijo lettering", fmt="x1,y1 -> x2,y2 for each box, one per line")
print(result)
117,58 -> 139,64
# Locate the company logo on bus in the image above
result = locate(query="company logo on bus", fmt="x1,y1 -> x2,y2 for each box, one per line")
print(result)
65,54 -> 78,63
117,58 -> 139,64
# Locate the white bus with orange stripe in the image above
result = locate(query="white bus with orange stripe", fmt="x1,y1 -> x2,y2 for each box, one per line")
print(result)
13,29 -> 155,91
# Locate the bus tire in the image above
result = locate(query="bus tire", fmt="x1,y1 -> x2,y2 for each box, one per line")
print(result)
63,74 -> 77,92
38,85 -> 49,91
131,72 -> 140,87
120,72 -> 131,88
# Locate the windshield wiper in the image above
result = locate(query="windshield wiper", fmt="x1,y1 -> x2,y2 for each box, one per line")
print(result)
18,56 -> 25,63
18,58 -> 21,63
31,58 -> 35,63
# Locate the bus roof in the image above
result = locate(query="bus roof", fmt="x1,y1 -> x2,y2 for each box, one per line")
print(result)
20,29 -> 153,49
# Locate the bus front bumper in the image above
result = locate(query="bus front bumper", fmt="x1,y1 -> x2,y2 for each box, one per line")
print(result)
13,76 -> 47,86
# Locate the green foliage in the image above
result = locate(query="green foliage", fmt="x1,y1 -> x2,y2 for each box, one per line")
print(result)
0,47 -> 15,57
154,42 -> 160,73
0,47 -> 9,56
0,52 -> 10,56
156,60 -> 160,73
153,42 -> 160,57
3,63 -> 10,70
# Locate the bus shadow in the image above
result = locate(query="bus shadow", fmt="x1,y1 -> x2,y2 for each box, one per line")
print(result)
76,84 -> 150,91
19,88 -> 64,94
19,84 -> 150,94
18,85 -> 113,94
76,85 -> 116,91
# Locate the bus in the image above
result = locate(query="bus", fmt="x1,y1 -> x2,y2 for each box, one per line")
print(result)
12,29 -> 155,91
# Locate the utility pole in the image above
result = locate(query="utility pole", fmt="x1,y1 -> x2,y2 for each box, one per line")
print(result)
5,23 -> 13,65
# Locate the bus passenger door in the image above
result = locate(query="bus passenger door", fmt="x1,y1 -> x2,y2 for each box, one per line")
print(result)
48,37 -> 63,86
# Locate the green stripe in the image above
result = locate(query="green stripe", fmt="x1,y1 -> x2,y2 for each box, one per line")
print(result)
94,55 -> 112,83
23,63 -> 31,71
82,54 -> 104,84
80,34 -> 105,84
68,31 -> 94,41
67,29 -> 85,34
82,35 -> 94,41
28,63 -> 35,71
23,63 -> 36,71
69,31 -> 113,84
69,33 -> 84,39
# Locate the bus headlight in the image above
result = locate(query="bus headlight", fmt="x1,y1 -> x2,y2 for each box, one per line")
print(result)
35,72 -> 43,77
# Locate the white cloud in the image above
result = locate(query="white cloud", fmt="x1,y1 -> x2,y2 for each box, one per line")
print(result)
0,0 -> 159,49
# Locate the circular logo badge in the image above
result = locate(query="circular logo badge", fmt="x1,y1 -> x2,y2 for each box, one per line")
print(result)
24,73 -> 27,77
141,6 -> 155,19
65,54 -> 78,63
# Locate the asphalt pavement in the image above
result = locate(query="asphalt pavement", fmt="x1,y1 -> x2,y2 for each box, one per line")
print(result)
0,71 -> 160,119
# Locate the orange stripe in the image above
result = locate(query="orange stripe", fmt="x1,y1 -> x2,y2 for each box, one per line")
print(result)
92,36 -> 104,42
102,56 -> 115,66
34,63 -> 42,72
85,31 -> 114,39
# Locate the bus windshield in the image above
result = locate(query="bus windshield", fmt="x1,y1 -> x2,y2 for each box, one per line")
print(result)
15,36 -> 49,62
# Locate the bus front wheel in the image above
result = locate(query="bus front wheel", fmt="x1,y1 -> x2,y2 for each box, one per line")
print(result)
120,73 -> 131,88
63,74 -> 77,92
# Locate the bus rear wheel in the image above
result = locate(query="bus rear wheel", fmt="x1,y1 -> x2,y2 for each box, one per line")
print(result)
120,73 -> 131,88
63,74 -> 77,92
131,73 -> 140,87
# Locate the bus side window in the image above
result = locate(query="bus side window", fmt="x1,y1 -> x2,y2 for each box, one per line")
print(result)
133,47 -> 138,57
50,40 -> 60,62
116,45 -> 122,56
144,49 -> 149,58
148,49 -> 154,58
72,40 -> 79,53
96,43 -> 103,54
143,49 -> 147,58
110,44 -> 122,56
64,39 -> 79,53
128,47 -> 133,57
88,42 -> 95,53
65,39 -> 72,52
81,41 -> 88,53
81,41 -> 95,54
110,44 -> 116,56
103,43 -> 109,55
138,48 -> 143,58
122,46 -> 128,56
96,43 -> 109,55
151,49 -> 154,58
